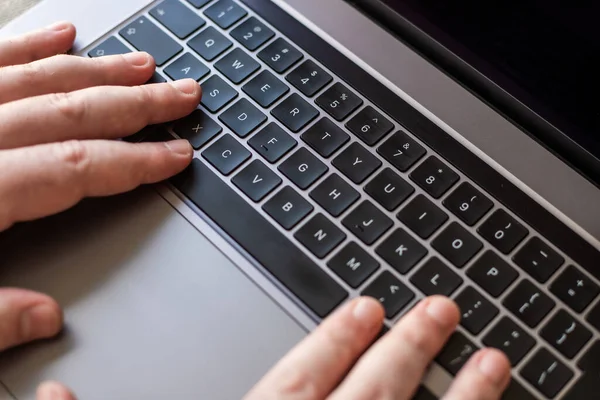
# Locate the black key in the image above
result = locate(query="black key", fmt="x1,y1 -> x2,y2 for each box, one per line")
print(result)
342,201 -> 393,245
137,126 -> 174,143
432,222 -> 483,268
378,131 -> 426,172
202,133 -> 250,175
150,0 -> 206,39
514,237 -> 564,283
271,94 -> 319,133
219,98 -> 267,138
232,160 -> 281,202
119,16 -> 182,66
186,0 -> 210,8
504,280 -> 555,328
412,386 -> 437,400
443,182 -> 493,226
316,82 -> 363,121
263,186 -> 313,230
173,109 -> 222,149
410,257 -> 463,296
230,17 -> 275,51
258,38 -> 303,73
204,0 -> 247,29
410,156 -> 459,199
436,332 -> 478,376
586,301 -> 600,331
362,271 -> 414,319
200,75 -> 238,113
164,52 -> 210,81
242,70 -> 289,108
171,160 -> 347,318
376,228 -> 428,274
455,286 -> 499,335
328,242 -> 379,288
478,209 -> 528,254
88,37 -> 130,58
301,118 -> 349,158
398,194 -> 448,239
467,251 -> 518,297
346,106 -> 394,146
521,348 -> 573,398
501,381 -> 537,400
148,72 -> 167,83
551,265 -> 600,313
333,142 -> 381,184
215,48 -> 260,84
578,340 -> 600,371
286,60 -> 332,97
541,309 -> 592,359
365,168 -> 414,211
248,122 -> 297,163
295,213 -> 346,258
563,374 -> 600,400
188,26 -> 233,61
310,174 -> 359,217
483,316 -> 536,366
278,148 -> 328,190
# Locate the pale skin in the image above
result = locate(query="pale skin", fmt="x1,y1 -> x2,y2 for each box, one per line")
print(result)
0,21 -> 512,400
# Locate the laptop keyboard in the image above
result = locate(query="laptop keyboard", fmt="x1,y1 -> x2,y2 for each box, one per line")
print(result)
86,0 -> 600,398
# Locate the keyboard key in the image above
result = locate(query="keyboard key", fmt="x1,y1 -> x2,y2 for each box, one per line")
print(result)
242,70 -> 289,108
376,228 -> 427,274
150,0 -> 206,39
173,109 -> 222,149
436,332 -> 478,376
443,182 -> 493,226
164,52 -> 210,81
271,94 -> 319,132
286,60 -> 332,97
365,168 -> 414,211
200,75 -> 238,112
504,280 -> 555,328
310,174 -> 359,217
120,16 -> 183,66
342,201 -> 393,245
215,48 -> 260,84
301,118 -> 349,158
258,38 -> 303,73
514,237 -> 564,283
478,209 -> 528,254
410,257 -> 463,296
316,82 -> 363,121
202,133 -> 250,175
585,301 -> 600,331
398,194 -> 448,239
541,309 -> 591,359
230,17 -> 274,51
332,142 -> 381,184
248,122 -> 296,163
520,348 -> 573,398
550,265 -> 599,312
186,0 -> 211,7
328,242 -> 379,288
232,159 -> 281,202
483,316 -> 535,366
278,148 -> 328,189
578,340 -> 600,371
378,131 -> 426,172
188,26 -> 233,61
295,213 -> 346,258
263,186 -> 313,229
410,156 -> 459,199
563,374 -> 599,400
219,98 -> 267,137
456,286 -> 498,335
88,37 -> 130,58
362,271 -> 414,319
346,106 -> 394,146
432,222 -> 483,268
412,386 -> 437,400
148,72 -> 167,83
467,251 -> 518,297
204,0 -> 247,29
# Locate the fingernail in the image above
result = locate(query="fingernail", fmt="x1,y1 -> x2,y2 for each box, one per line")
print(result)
46,21 -> 71,32
123,52 -> 151,67
171,79 -> 199,95
352,297 -> 383,324
165,139 -> 193,157
20,304 -> 62,340
425,297 -> 459,328
478,350 -> 510,386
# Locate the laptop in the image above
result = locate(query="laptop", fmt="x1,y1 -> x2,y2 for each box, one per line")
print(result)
0,0 -> 598,398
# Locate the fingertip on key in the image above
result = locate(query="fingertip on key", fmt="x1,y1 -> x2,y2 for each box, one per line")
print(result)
477,349 -> 511,387
171,78 -> 201,96
352,297 -> 385,325
123,51 -> 153,67
164,139 -> 193,158
424,295 -> 460,329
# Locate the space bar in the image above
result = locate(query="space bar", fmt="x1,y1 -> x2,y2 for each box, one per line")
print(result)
171,159 -> 348,318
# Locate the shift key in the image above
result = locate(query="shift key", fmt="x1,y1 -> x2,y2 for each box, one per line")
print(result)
119,16 -> 183,66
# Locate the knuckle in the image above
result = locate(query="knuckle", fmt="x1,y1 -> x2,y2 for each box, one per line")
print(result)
276,366 -> 318,398
47,91 -> 87,124
55,140 -> 90,179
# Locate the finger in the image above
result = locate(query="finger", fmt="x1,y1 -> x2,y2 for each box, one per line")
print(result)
0,79 -> 201,149
0,288 -> 62,351
0,139 -> 193,231
37,381 -> 77,400
244,297 -> 384,400
0,52 -> 155,105
330,296 -> 460,400
0,22 -> 76,67
443,349 -> 511,400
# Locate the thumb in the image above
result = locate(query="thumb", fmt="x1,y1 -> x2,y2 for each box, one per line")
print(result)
36,381 -> 77,400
